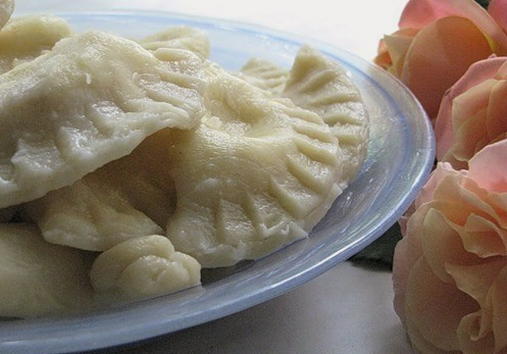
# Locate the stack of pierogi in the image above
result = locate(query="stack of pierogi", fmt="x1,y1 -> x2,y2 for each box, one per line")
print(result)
0,0 -> 368,317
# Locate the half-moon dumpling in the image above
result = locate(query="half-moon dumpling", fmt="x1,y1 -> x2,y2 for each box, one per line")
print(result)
151,46 -> 208,83
24,132 -> 177,251
0,223 -> 92,318
0,0 -> 13,30
22,49 -> 203,251
166,71 -> 344,267
236,46 -> 369,182
0,30 -> 205,208
139,26 -> 210,59
282,46 -> 369,182
0,15 -> 71,73
90,235 -> 201,301
24,179 -> 164,252
236,58 -> 288,95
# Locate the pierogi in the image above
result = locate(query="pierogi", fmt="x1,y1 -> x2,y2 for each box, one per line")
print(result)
0,5 -> 369,317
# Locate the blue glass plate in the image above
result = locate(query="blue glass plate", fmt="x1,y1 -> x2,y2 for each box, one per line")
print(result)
0,11 -> 434,353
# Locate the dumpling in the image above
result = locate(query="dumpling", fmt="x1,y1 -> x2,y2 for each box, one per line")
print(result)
0,0 -> 13,30
139,26 -> 210,59
84,133 -> 177,228
90,235 -> 201,301
24,132 -> 177,251
0,223 -> 92,318
236,58 -> 288,95
166,70 -> 344,267
23,49 -> 203,251
36,67 -> 344,268
282,46 -> 369,181
237,46 -> 369,182
0,15 -> 71,73
0,30 -> 205,208
151,46 -> 208,84
24,179 -> 164,252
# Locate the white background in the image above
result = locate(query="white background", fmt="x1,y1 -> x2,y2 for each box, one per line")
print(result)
17,1 -> 413,353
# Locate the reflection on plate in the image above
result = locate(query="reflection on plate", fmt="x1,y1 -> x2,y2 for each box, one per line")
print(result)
0,11 -> 434,354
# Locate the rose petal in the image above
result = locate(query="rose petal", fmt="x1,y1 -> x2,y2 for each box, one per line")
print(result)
469,139 -> 507,192
490,265 -> 507,351
453,80 -> 496,138
457,311 -> 495,354
394,203 -> 457,322
415,163 -> 461,208
422,207 -> 481,282
489,0 -> 507,37
427,199 -> 476,226
449,111 -> 489,168
401,0 -> 487,29
393,204 -> 428,320
486,80 -> 507,140
426,174 -> 507,256
486,193 -> 507,227
460,179 -> 507,230
453,58 -> 506,96
497,60 -> 507,79
374,39 -> 391,69
449,103 -> 489,167
435,92 -> 455,161
435,57 -> 507,161
401,16 -> 494,118
400,0 -> 507,53
460,214 -> 507,257
398,214 -> 411,236
431,173 -> 498,226
382,31 -> 415,77
446,260 -> 506,307
406,314 -> 456,354
400,0 -> 459,28
404,257 -> 478,351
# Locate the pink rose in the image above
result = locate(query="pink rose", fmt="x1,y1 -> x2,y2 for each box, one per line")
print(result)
435,56 -> 507,170
374,0 -> 507,119
393,139 -> 507,353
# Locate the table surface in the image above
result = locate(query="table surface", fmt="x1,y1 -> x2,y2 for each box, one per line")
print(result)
16,1 -> 413,353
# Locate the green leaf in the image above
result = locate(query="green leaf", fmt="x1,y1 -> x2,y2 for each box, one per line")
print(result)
475,0 -> 490,9
348,222 -> 402,270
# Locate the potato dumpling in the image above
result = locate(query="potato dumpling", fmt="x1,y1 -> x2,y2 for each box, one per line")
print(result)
166,69 -> 344,267
283,46 -> 369,181
139,26 -> 210,59
0,4 -> 372,318
0,224 -> 92,318
236,58 -> 289,95
238,46 -> 369,182
24,179 -> 164,252
90,235 -> 201,300
0,15 -> 71,73
0,31 -> 205,208
23,48 -> 204,252
24,134 -> 177,251
28,65 -> 346,268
